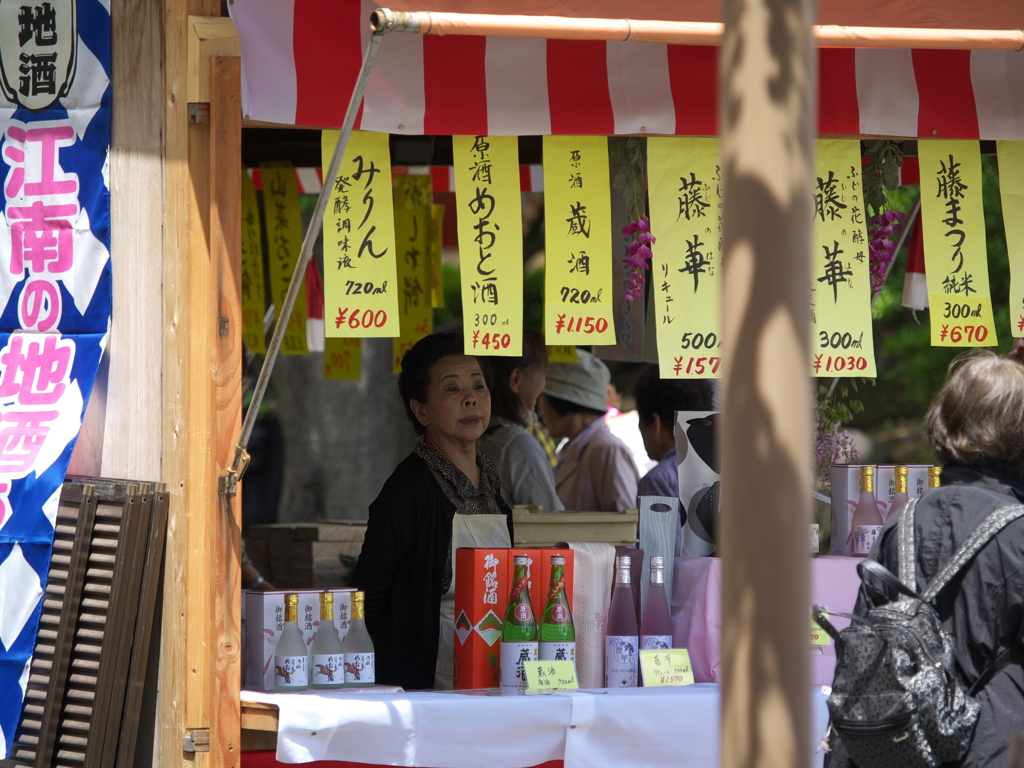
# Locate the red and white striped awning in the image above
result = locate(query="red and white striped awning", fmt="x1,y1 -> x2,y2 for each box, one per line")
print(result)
229,0 -> 1024,140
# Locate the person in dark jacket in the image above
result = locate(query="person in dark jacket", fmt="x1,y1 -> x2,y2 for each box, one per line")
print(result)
843,351 -> 1024,767
353,333 -> 513,690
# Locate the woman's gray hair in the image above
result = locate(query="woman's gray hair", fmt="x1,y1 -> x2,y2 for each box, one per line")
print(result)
927,350 -> 1024,468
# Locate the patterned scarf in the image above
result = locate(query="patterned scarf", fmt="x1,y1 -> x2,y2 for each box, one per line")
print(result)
414,440 -> 505,592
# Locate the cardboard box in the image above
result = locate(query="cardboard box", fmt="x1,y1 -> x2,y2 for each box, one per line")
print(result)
830,464 -> 874,556
453,548 -> 575,690
876,464 -> 934,524
453,549 -> 511,690
907,464 -> 931,501
243,588 -> 354,691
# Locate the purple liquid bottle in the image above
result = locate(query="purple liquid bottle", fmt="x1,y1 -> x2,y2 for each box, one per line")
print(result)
640,556 -> 673,652
605,555 -> 638,688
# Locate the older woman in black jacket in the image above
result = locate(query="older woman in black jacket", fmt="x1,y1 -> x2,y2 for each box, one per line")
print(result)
841,351 -> 1024,767
353,333 -> 513,690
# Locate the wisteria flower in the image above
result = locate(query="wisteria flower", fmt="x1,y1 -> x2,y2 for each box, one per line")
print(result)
867,209 -> 905,295
622,217 -> 656,302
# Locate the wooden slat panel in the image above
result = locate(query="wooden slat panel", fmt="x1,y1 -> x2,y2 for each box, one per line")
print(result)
2,480 -> 167,768
33,487 -> 98,768
115,491 -> 169,768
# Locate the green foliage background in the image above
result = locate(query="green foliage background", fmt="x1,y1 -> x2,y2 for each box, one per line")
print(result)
851,156 -> 1014,458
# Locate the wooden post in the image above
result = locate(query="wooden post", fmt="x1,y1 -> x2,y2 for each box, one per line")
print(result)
160,1 -> 226,766
159,0 -> 194,762
718,0 -> 815,766
210,54 -> 244,766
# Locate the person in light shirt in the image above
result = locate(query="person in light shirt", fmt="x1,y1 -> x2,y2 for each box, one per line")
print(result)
476,330 -> 564,511
536,350 -> 639,512
632,365 -> 714,499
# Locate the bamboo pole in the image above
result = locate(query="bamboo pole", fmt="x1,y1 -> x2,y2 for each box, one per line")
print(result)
718,0 -> 814,765
370,8 -> 1024,51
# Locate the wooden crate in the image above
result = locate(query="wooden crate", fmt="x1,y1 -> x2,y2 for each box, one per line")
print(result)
245,521 -> 366,589
511,507 -> 639,547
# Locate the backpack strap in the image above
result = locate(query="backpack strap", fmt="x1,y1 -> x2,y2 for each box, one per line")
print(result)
897,497 -> 920,590
967,643 -> 1021,696
921,504 -> 1024,602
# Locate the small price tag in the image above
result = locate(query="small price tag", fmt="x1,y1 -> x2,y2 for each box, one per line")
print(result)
523,661 -> 579,694
639,649 -> 694,687
811,609 -> 830,646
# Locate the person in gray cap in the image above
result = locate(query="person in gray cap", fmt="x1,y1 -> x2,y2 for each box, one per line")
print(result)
536,349 -> 639,512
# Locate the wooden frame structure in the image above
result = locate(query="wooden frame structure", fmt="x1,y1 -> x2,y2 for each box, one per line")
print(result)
103,1 -> 243,765
99,1 -> 1016,767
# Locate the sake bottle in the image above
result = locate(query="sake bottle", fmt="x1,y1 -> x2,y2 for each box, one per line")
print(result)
605,555 -> 639,688
539,555 -> 575,666
342,591 -> 375,687
889,466 -> 910,521
273,593 -> 309,691
500,555 -> 539,690
640,556 -> 673,652
929,466 -> 942,488
309,591 -> 345,690
850,466 -> 883,557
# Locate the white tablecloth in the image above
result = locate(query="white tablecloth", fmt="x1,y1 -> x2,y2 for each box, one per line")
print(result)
242,685 -> 831,767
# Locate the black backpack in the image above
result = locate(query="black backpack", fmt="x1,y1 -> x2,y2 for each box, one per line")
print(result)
813,498 -> 1024,768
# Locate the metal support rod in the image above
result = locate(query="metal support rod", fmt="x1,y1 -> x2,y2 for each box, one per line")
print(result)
230,31 -> 384,479
370,7 -> 1024,51
825,195 -> 921,397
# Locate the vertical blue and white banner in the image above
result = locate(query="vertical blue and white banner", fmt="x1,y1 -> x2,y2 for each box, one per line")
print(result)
0,0 -> 112,756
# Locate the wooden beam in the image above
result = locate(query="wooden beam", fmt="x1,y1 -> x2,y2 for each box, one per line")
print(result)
209,54 -> 244,767
183,104 -> 215,738
159,0 -> 193,763
718,0 -> 814,765
187,17 -> 240,105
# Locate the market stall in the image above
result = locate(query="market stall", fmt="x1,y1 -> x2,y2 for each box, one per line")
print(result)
222,1 -> 1024,768
6,0 -> 1024,765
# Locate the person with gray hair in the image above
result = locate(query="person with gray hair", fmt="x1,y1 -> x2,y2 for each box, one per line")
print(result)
841,351 -> 1024,767
536,349 -> 639,512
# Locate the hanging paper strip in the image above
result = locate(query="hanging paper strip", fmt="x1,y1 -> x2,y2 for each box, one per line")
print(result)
809,140 -> 877,377
648,138 -> 723,379
453,136 -> 523,356
324,337 -> 362,380
430,203 -> 446,308
392,175 -> 433,371
543,136 -> 616,346
0,0 -> 111,755
997,141 -> 1024,338
241,169 -> 268,354
321,130 -> 399,338
548,345 -> 579,363
261,163 -> 308,354
919,141 -> 997,347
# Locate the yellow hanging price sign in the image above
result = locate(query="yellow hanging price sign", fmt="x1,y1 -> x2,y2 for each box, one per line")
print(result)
919,140 -> 998,347
324,337 -> 362,381
523,660 -> 579,694
639,649 -> 694,687
430,203 -> 446,309
393,175 -> 433,372
261,163 -> 308,355
648,138 -> 723,379
241,169 -> 267,354
322,130 -> 399,338
810,140 -> 877,377
543,136 -> 616,345
997,141 -> 1024,337
453,136 -> 523,357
